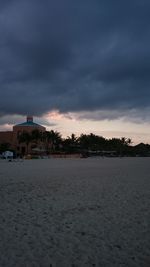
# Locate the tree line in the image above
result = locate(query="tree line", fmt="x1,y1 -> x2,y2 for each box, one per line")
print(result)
0,129 -> 150,157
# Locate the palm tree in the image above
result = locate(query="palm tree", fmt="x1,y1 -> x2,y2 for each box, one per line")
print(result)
78,133 -> 106,151
31,129 -> 42,144
70,133 -> 78,143
62,133 -> 79,153
18,131 -> 31,155
31,129 -> 44,149
43,130 -> 62,153
66,134 -> 78,146
78,134 -> 89,150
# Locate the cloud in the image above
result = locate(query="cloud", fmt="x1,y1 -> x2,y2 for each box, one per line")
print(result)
0,114 -> 56,127
0,0 -> 150,122
74,108 -> 150,123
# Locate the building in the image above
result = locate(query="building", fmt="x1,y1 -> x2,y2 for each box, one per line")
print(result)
0,116 -> 46,155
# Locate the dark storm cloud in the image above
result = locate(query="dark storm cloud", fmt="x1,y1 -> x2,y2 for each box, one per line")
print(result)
0,0 -> 150,121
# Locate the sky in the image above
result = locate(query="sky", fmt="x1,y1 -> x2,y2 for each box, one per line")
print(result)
0,0 -> 150,144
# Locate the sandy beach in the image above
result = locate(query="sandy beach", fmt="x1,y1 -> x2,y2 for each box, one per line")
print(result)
0,157 -> 150,267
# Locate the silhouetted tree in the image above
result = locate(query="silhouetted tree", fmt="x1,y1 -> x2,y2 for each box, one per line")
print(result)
18,131 -> 31,154
31,129 -> 42,144
62,133 -> 79,153
43,130 -> 62,152
78,133 -> 106,151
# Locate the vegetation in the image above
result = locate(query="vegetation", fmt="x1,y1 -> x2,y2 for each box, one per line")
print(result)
13,130 -> 150,157
0,142 -> 11,153
18,131 -> 31,154
0,129 -> 149,156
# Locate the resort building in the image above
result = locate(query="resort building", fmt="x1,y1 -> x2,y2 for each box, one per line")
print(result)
0,116 -> 46,155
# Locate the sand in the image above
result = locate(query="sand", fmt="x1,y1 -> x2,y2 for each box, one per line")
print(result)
0,157 -> 150,267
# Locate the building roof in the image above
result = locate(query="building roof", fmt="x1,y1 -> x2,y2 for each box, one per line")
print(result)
14,116 -> 44,128
16,121 -> 42,127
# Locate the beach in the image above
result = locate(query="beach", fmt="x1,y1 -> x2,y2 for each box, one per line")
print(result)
0,157 -> 150,267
